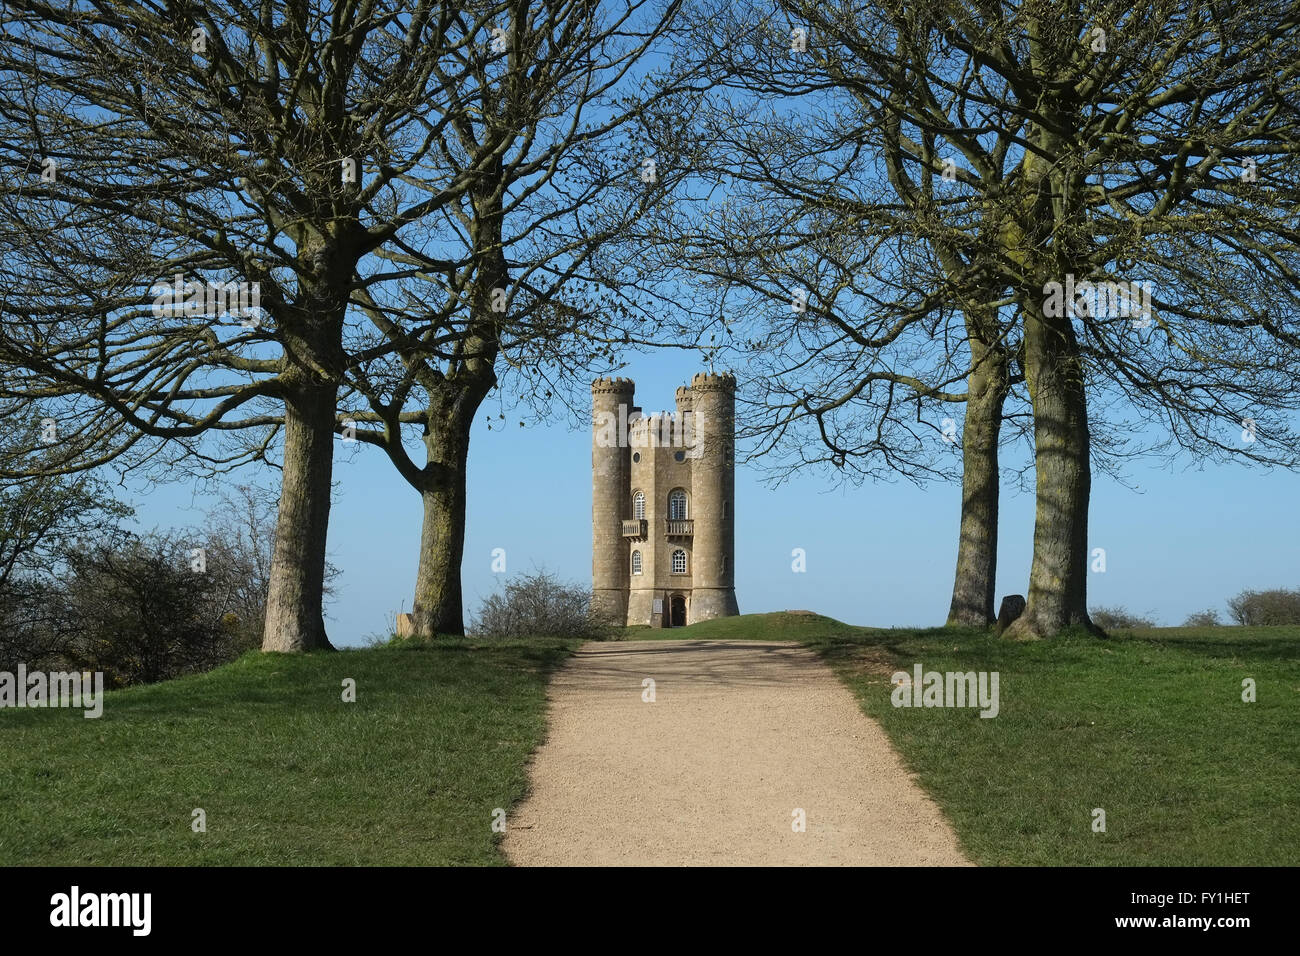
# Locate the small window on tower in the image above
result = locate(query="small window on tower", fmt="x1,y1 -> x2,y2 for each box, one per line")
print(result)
631,550 -> 642,575
671,549 -> 687,574
633,491 -> 646,519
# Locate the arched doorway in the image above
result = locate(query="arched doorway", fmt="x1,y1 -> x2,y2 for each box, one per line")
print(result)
670,594 -> 687,627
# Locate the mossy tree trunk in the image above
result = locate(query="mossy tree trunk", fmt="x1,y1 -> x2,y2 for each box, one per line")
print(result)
946,339 -> 1010,627
1004,297 -> 1099,639
409,184 -> 503,638
410,372 -> 493,637
262,377 -> 338,652
262,260 -> 346,653
999,104 -> 1099,640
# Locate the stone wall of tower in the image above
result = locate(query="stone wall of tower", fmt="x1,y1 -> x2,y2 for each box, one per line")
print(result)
625,411 -> 657,626
686,372 -> 739,622
591,378 -> 633,624
626,409 -> 694,626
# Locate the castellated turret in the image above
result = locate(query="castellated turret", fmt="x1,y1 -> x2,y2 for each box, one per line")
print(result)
591,373 -> 739,628
591,377 -> 635,624
684,373 -> 740,621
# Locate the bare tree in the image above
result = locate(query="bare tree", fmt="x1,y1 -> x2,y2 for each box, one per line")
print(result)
0,0 -> 592,649
657,0 -> 1300,636
0,421 -> 132,590
335,0 -> 701,636
647,2 -> 1030,627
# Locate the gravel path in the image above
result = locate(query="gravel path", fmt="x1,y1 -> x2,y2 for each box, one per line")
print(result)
504,639 -> 971,866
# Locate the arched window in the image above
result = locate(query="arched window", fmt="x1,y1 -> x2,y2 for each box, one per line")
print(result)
668,489 -> 688,520
671,549 -> 687,574
632,491 -> 646,519
631,550 -> 642,575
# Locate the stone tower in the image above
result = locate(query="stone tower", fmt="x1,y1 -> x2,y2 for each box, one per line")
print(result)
591,373 -> 739,627
591,377 -> 634,625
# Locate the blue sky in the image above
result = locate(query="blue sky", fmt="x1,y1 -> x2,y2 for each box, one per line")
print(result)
123,346 -> 1300,648
58,5 -> 1298,646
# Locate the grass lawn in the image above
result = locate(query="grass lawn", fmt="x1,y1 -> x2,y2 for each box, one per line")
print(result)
4,611 -> 1294,866
632,611 -> 1300,865
0,636 -> 575,865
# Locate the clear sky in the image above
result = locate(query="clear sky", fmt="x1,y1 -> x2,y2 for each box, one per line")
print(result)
125,345 -> 1300,648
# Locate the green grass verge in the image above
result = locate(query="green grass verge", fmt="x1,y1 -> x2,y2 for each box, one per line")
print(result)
6,612 -> 1295,866
0,636 -> 576,865
639,612 -> 1299,865
829,624 -> 1300,865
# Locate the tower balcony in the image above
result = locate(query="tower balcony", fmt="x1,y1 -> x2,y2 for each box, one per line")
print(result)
665,519 -> 694,537
622,519 -> 647,539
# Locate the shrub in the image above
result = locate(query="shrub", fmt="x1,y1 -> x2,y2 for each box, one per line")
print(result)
1089,605 -> 1158,630
1182,609 -> 1221,627
1226,587 -> 1300,626
0,468 -> 132,673
0,578 -> 67,673
469,569 -> 618,640
57,530 -> 261,686
0,473 -> 279,684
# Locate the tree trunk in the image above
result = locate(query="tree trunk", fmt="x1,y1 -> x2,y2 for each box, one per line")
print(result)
411,422 -> 470,637
946,345 -> 1009,627
407,359 -> 497,637
407,179 -> 503,638
262,381 -> 337,652
1004,303 -> 1099,639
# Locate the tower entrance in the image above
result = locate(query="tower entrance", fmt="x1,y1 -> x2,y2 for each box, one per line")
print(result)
670,594 -> 687,627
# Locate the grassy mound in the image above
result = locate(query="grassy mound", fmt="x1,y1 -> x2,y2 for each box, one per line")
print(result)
625,613 -> 1300,864
5,612 -> 1295,866
0,637 -> 575,865
815,623 -> 1300,865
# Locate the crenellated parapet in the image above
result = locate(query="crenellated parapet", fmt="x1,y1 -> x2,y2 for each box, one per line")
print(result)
690,372 -> 737,393
627,409 -> 694,448
591,377 -> 635,395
